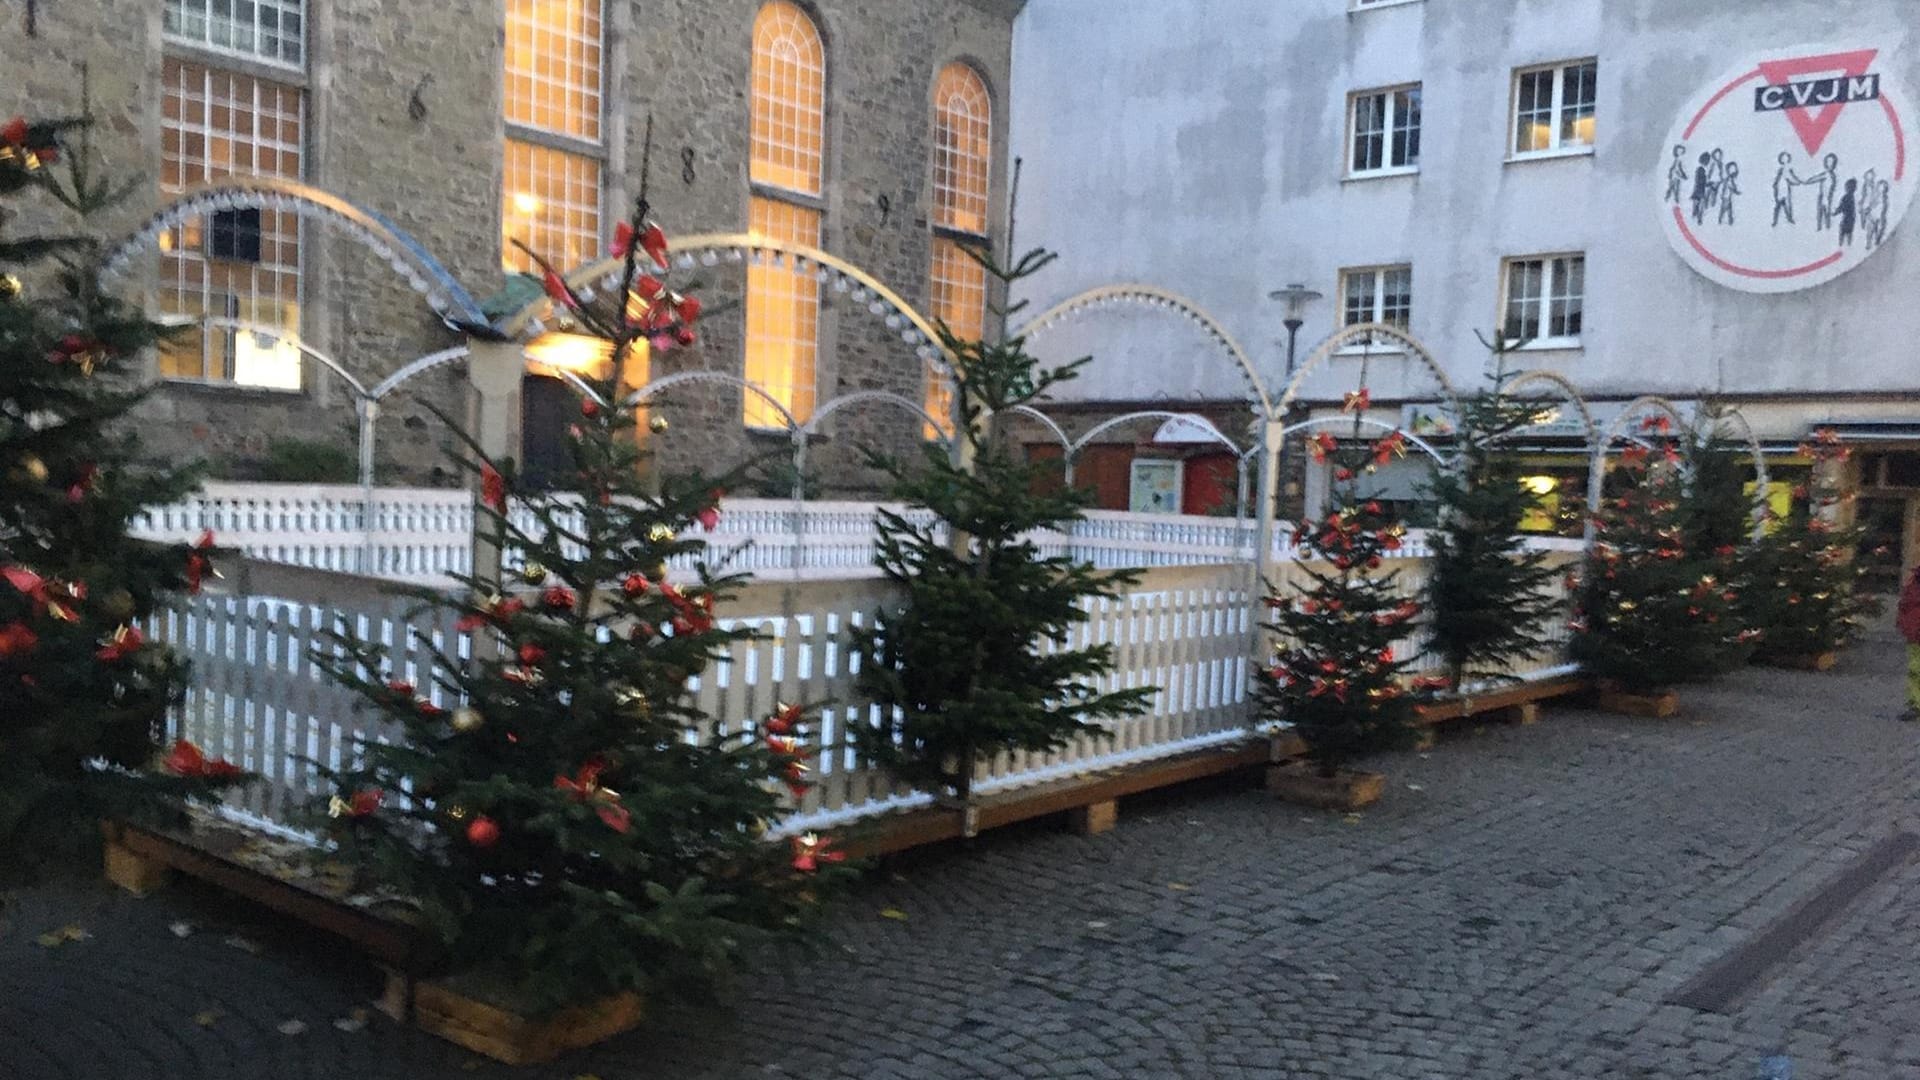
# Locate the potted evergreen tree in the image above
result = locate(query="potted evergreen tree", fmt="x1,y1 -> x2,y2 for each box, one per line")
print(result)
852,245 -> 1153,823
315,203 -> 844,1063
0,113 -> 246,892
1422,361 -> 1563,700
1255,412 -> 1434,809
1747,428 -> 1877,669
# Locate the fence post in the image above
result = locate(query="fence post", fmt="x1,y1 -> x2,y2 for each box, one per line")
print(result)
356,398 -> 379,576
1251,417 -> 1284,591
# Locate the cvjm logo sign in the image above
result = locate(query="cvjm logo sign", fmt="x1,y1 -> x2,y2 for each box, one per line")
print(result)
1659,47 -> 1916,293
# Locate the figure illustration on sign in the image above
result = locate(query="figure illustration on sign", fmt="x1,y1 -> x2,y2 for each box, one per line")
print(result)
1814,152 -> 1841,230
1718,162 -> 1741,225
1665,144 -> 1689,203
1871,178 -> 1892,248
1707,148 -> 1727,208
1860,167 -> 1882,248
1837,178 -> 1859,245
1691,151 -> 1715,224
1772,151 -> 1804,226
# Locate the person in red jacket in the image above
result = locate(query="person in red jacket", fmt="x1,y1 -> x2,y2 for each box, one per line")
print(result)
1900,564 -> 1920,721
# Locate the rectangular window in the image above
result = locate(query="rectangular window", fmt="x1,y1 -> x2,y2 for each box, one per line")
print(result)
1339,265 -> 1412,344
745,196 -> 823,427
502,139 -> 602,274
1502,254 -> 1585,346
164,0 -> 305,67
1349,85 -> 1421,176
505,0 -> 604,142
158,57 -> 303,386
1512,60 -> 1598,157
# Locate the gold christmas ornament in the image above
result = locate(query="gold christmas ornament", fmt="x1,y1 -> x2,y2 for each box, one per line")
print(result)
613,686 -> 650,717
15,454 -> 47,483
648,415 -> 670,434
646,561 -> 669,581
449,706 -> 485,733
647,524 -> 675,543
520,562 -> 549,585
0,273 -> 21,299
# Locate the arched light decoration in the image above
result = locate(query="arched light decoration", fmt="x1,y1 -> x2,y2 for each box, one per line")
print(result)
1704,405 -> 1773,541
100,177 -> 488,329
1280,415 -> 1450,468
1017,284 -> 1275,421
1282,321 -> 1461,420
500,232 -> 956,383
1583,394 -> 1695,547
182,317 -> 472,488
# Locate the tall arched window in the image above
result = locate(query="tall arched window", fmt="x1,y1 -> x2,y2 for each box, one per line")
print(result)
501,0 -> 605,275
927,63 -> 993,433
745,1 -> 826,428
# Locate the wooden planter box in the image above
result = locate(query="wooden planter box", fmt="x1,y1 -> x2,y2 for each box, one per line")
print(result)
1265,763 -> 1385,810
413,978 -> 644,1065
1766,651 -> 1838,672
1595,686 -> 1680,719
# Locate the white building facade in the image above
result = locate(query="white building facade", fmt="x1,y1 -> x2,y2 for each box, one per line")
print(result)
1008,0 -> 1920,575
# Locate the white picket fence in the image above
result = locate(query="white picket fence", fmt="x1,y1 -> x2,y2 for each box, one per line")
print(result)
149,545 -> 1581,841
133,482 -> 1415,588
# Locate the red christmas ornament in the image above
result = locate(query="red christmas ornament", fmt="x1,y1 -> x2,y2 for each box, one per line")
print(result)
581,398 -> 600,418
621,572 -> 651,597
695,503 -> 721,532
541,585 -> 577,610
465,815 -> 500,848
0,116 -> 26,145
517,642 -> 547,666
386,679 -> 415,696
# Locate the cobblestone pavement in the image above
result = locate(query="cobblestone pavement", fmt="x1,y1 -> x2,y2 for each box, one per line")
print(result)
5,622 -> 1918,1080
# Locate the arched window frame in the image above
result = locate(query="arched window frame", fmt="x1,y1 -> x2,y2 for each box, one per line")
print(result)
744,0 -> 829,428
926,61 -> 995,436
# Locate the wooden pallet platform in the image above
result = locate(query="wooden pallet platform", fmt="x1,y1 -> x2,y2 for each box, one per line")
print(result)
842,740 -> 1271,858
1413,674 -> 1587,726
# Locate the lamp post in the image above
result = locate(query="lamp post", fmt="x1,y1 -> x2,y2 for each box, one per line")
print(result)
1268,283 -> 1323,381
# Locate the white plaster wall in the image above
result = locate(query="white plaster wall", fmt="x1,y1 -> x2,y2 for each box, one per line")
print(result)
1009,0 -> 1918,422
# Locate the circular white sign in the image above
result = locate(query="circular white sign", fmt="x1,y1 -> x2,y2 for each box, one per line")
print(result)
1658,45 -> 1917,293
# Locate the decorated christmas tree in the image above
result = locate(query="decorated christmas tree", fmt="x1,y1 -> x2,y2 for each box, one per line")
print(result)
1254,401 -> 1433,779
0,114 -> 244,885
1678,407 -> 1764,669
1571,427 -> 1756,694
1422,360 -> 1563,690
1746,428 -> 1877,662
852,246 -> 1152,801
316,201 -> 842,1012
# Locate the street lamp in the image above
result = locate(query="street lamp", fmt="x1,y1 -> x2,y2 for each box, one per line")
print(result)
1268,283 -> 1323,379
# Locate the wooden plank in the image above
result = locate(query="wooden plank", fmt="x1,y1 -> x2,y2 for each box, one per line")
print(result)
1413,675 -> 1587,725
841,740 -> 1267,858
106,822 -> 433,967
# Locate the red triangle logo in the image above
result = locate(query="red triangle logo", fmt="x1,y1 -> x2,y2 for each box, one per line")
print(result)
1756,49 -> 1879,156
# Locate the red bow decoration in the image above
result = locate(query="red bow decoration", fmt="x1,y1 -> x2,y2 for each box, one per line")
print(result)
164,740 -> 243,780
765,702 -> 804,735
455,595 -> 526,633
1371,432 -> 1407,466
480,463 -> 507,513
790,832 -> 846,873
0,621 -> 38,658
1341,388 -> 1371,414
96,624 -> 144,663
695,498 -> 722,533
517,643 -> 547,666
1309,432 -> 1338,464
541,269 -> 577,309
1639,414 -> 1673,434
1618,444 -> 1650,466
184,530 -> 217,595
4,565 -> 82,621
633,273 -> 666,303
554,762 -> 633,833
612,220 -> 671,271
329,788 -> 384,819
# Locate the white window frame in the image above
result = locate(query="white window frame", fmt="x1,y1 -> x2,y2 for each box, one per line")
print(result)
1349,0 -> 1424,10
1500,253 -> 1586,350
1346,84 -> 1422,179
1509,59 -> 1598,161
1337,264 -> 1413,352
163,0 -> 305,69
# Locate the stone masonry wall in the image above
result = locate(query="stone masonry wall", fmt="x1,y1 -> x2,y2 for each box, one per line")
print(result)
0,0 -> 1018,492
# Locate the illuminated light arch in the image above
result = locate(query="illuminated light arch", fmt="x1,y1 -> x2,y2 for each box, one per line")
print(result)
1279,415 -> 1450,468
506,234 -> 955,385
1281,323 -> 1460,418
1707,406 -> 1774,540
100,177 -> 487,327
1497,369 -> 1600,449
1015,284 -> 1273,420
806,390 -> 953,447
1584,394 -> 1694,545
